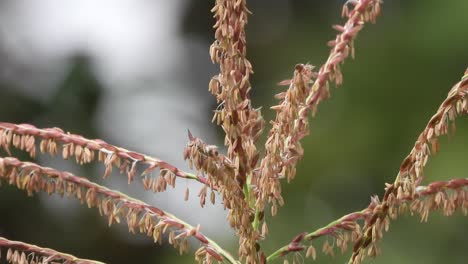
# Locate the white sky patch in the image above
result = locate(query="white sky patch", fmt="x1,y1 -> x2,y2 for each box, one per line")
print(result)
0,0 -> 184,93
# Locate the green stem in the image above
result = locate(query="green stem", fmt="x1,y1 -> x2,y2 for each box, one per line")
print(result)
244,173 -> 261,231
266,208 -> 369,262
252,208 -> 260,231
206,237 -> 240,264
266,246 -> 289,262
244,173 -> 254,208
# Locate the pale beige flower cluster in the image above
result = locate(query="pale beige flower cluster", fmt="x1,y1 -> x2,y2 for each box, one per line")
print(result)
2,0 -> 467,264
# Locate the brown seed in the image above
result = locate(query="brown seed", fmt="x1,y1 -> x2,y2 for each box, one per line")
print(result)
306,245 -> 316,260
261,221 -> 268,237
210,190 -> 216,204
184,187 -> 190,201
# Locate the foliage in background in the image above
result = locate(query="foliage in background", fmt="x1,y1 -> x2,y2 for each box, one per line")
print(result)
0,0 -> 467,264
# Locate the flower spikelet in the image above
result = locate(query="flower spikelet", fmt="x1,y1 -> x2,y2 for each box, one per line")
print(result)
256,64 -> 315,215
209,0 -> 265,262
0,122 -> 209,190
0,236 -> 104,264
350,68 -> 468,264
0,157 -> 230,262
184,132 -> 259,263
256,0 -> 382,217
209,0 -> 264,188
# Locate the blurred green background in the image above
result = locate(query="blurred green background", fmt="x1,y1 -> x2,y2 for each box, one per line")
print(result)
1,1 -> 468,263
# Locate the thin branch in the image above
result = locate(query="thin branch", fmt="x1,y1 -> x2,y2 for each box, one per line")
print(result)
256,0 -> 382,216
209,0 -> 264,187
0,122 -> 210,189
184,132 -> 250,223
0,157 -> 237,264
266,177 -> 468,262
267,203 -> 373,261
0,236 -> 104,264
209,0 -> 264,262
268,68 -> 468,263
349,68 -> 468,263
